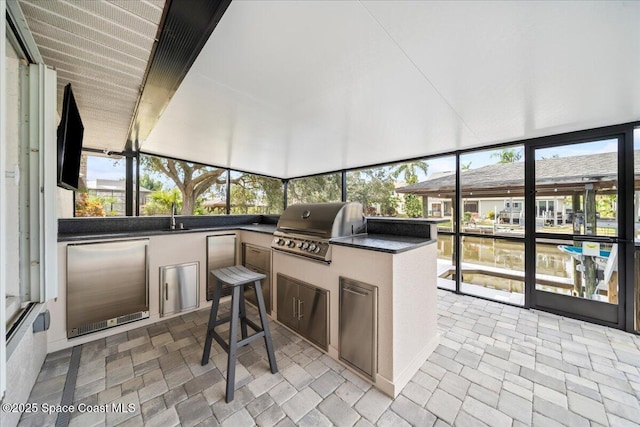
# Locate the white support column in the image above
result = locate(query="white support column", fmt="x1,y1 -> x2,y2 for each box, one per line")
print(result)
27,64 -> 58,303
1,0 -> 8,399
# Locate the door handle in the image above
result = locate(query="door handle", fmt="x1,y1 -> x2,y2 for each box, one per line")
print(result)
343,287 -> 368,297
298,299 -> 303,320
165,283 -> 168,300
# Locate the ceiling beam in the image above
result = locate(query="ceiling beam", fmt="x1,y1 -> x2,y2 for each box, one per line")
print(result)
126,0 -> 232,150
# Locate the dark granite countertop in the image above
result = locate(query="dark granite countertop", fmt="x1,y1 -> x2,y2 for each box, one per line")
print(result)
58,224 -> 277,242
330,234 -> 435,254
58,216 -> 438,254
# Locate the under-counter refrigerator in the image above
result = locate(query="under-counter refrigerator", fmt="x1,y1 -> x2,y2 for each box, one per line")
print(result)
206,234 -> 237,300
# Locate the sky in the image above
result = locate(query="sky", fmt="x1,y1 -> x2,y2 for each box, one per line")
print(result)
85,156 -> 125,181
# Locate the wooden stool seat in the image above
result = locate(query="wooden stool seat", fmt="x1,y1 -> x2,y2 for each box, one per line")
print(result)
201,265 -> 277,403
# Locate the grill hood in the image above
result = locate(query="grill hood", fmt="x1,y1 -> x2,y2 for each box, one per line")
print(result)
276,202 -> 366,239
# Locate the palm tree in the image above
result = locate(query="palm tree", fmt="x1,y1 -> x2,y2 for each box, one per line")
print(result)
392,161 -> 429,183
491,148 -> 523,164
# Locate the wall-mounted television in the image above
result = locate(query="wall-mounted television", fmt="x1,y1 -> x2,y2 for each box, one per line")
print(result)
57,83 -> 84,191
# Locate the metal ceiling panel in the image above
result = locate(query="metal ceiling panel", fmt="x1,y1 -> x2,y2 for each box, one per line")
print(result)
128,0 -> 232,146
27,20 -> 148,68
32,35 -> 145,76
21,0 -> 156,45
21,7 -> 153,60
142,0 -> 640,179
107,0 -> 164,24
19,0 -> 166,153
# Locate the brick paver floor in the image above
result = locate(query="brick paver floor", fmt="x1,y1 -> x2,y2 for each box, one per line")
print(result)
18,289 -> 640,426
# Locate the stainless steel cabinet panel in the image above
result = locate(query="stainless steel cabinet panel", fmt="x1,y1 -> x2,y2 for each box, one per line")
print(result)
244,265 -> 271,314
242,243 -> 271,314
276,275 -> 298,331
206,234 -> 236,300
299,284 -> 328,350
67,239 -> 149,338
244,245 -> 270,271
161,262 -> 199,317
276,274 -> 328,350
339,278 -> 377,380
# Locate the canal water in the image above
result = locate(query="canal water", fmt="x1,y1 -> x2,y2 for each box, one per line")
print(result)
437,235 -> 574,295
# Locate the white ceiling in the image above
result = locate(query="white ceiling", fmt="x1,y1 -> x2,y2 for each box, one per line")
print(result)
19,0 -> 165,153
125,2 -> 638,177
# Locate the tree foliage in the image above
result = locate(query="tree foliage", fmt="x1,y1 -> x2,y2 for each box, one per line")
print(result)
139,173 -> 163,191
75,192 -> 105,217
141,156 -> 227,215
403,174 -> 423,218
392,161 -> 428,183
230,174 -> 283,214
348,168 -> 397,216
143,188 -> 181,216
288,174 -> 342,204
491,148 -> 523,164
391,161 -> 428,218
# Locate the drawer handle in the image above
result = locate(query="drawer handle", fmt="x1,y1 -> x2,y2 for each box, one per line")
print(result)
343,287 -> 368,297
165,283 -> 168,300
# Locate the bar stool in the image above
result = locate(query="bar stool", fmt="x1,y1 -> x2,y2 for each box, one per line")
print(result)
201,265 -> 278,402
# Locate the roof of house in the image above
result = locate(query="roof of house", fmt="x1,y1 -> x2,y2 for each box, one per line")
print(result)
397,151 -> 640,197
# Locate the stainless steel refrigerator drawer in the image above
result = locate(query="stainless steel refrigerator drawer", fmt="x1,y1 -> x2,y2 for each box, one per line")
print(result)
67,239 -> 149,338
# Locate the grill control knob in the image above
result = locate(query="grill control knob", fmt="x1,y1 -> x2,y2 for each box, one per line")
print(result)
313,246 -> 321,254
274,238 -> 282,245
297,242 -> 303,248
302,242 -> 309,250
286,240 -> 295,247
308,244 -> 317,252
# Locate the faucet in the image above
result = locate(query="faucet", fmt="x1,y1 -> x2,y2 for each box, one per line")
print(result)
170,202 -> 176,230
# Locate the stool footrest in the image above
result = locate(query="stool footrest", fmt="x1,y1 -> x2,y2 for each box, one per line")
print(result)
244,318 -> 262,333
211,331 -> 230,353
214,316 -> 231,327
208,327 -> 266,353
238,331 -> 266,348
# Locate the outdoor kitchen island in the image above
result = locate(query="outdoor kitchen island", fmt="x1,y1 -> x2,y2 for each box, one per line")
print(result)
55,213 -> 441,399
271,216 -> 441,398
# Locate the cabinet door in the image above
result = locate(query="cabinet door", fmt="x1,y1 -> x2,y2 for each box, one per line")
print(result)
298,284 -> 328,350
244,244 -> 270,271
244,266 -> 271,314
339,279 -> 376,379
276,275 -> 298,330
161,262 -> 199,317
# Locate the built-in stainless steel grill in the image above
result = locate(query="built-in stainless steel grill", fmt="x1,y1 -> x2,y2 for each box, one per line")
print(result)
272,202 -> 366,262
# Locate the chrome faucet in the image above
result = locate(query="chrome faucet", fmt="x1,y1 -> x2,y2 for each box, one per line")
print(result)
170,202 -> 177,230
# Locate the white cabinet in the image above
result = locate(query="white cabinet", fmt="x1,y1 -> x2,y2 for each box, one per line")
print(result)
160,262 -> 199,317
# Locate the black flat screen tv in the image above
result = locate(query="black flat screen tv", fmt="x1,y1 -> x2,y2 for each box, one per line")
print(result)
57,83 -> 84,191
